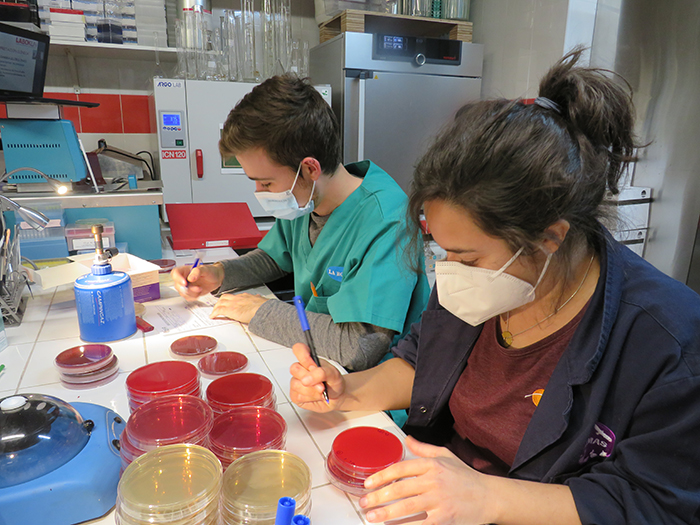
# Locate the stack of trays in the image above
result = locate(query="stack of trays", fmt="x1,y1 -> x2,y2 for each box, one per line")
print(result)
206,373 -> 276,414
54,344 -> 119,388
119,394 -> 214,470
126,361 -> 201,412
208,407 -> 287,469
220,450 -> 311,524
116,444 -> 221,525
325,427 -> 404,496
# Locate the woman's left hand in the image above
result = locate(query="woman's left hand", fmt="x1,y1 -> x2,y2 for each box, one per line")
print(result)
209,293 -> 268,324
359,435 -> 492,525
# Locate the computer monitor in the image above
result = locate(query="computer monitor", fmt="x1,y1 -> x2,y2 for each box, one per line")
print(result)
0,21 -> 49,99
0,21 -> 96,107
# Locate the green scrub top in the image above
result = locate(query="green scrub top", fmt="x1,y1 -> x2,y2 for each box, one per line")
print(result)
258,161 -> 429,337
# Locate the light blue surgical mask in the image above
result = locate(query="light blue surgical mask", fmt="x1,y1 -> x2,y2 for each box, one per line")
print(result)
254,163 -> 316,220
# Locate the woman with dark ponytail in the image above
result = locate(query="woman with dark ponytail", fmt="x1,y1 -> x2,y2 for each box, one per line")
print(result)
290,48 -> 700,524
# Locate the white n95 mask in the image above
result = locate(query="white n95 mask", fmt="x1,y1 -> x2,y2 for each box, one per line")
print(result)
254,163 -> 315,221
435,247 -> 552,326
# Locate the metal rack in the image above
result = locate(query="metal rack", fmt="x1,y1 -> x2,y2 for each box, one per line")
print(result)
0,226 -> 29,326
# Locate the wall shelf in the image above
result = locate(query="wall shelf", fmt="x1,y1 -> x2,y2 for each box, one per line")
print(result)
49,40 -> 178,62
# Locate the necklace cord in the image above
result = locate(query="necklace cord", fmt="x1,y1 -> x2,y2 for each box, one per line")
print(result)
502,253 -> 595,346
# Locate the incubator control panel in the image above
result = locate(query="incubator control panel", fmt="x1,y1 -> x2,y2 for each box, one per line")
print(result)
158,110 -> 187,148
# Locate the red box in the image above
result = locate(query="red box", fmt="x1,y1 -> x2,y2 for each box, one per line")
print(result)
166,203 -> 263,251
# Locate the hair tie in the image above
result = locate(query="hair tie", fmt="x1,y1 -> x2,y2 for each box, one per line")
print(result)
534,96 -> 562,114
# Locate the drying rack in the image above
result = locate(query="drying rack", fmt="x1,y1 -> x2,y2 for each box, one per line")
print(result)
0,225 -> 29,326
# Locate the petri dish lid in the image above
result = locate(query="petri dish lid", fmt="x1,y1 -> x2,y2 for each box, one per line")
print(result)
221,450 -> 311,512
54,344 -> 113,374
127,361 -> 199,395
209,407 -> 286,452
206,373 -> 274,407
118,444 -> 222,514
0,394 -> 90,489
126,394 -> 214,450
197,351 -> 248,376
330,427 -> 404,474
170,335 -> 218,357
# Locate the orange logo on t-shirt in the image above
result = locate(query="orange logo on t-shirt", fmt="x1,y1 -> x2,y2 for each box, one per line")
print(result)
525,388 -> 545,406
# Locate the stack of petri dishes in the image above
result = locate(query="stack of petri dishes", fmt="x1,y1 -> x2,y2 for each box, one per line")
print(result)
119,394 -> 214,470
54,344 -> 119,388
208,406 -> 287,469
220,450 -> 311,524
326,427 -> 405,496
206,373 -> 276,414
126,361 -> 201,412
116,444 -> 221,525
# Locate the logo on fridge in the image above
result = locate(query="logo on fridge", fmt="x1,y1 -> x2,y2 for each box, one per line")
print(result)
156,81 -> 183,88
162,150 -> 187,159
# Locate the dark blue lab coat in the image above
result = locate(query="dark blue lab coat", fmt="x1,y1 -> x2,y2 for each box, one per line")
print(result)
393,229 -> 700,524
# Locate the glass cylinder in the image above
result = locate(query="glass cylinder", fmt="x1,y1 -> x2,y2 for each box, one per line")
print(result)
221,10 -> 239,82
261,0 -> 276,80
237,0 -> 259,82
273,0 -> 292,75
442,0 -> 469,20
174,18 -> 188,78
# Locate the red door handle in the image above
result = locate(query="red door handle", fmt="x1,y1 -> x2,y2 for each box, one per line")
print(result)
196,149 -> 203,178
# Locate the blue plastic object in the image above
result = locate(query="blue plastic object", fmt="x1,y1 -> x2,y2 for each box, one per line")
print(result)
0,119 -> 87,183
0,400 -> 125,525
74,262 -> 137,342
292,515 -> 311,525
275,496 -> 296,525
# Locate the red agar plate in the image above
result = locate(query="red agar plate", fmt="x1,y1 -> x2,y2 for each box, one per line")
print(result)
54,344 -> 113,374
148,258 -> 177,274
206,373 -> 273,407
126,361 -> 199,395
197,352 -> 248,376
331,427 -> 404,473
171,335 -> 218,357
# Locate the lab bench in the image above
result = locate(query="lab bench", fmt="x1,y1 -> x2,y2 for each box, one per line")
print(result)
0,247 -> 421,525
0,181 -> 164,261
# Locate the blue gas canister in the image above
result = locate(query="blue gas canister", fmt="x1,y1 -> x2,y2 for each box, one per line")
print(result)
74,224 -> 136,342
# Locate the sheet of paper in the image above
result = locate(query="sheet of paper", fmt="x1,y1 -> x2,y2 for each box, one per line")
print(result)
145,286 -> 275,335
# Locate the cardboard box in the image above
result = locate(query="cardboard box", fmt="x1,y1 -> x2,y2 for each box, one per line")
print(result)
26,253 -> 161,302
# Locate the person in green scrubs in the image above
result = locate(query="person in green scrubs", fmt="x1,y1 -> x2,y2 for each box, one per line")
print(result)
171,74 -> 430,371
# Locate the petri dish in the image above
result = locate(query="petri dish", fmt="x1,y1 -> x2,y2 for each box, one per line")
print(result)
326,427 -> 404,496
148,259 -> 176,274
58,355 -> 119,384
126,361 -> 200,396
197,351 -> 248,377
209,407 -> 286,456
118,444 -> 221,522
170,335 -> 218,357
206,373 -> 274,410
220,450 -> 311,522
54,344 -> 113,374
126,394 -> 214,451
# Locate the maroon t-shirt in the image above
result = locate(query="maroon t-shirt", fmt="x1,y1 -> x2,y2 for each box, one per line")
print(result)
447,304 -> 588,475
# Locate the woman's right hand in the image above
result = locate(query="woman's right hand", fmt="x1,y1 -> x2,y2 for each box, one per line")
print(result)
171,262 -> 224,301
290,343 -> 346,413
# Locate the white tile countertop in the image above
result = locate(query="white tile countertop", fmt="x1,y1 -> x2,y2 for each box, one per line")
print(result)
0,248 -> 424,525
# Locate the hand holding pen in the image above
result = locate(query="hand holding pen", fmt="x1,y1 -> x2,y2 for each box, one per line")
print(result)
292,295 -> 330,404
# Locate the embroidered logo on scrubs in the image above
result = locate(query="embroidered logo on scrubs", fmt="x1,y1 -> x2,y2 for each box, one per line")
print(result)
327,266 -> 343,282
579,422 -> 616,465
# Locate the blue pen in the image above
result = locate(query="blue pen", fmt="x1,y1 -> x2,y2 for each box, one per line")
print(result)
186,256 -> 202,288
275,497 -> 296,525
293,295 -> 330,404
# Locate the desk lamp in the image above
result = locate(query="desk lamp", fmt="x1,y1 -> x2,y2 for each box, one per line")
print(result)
0,166 -> 70,231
